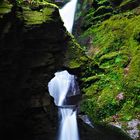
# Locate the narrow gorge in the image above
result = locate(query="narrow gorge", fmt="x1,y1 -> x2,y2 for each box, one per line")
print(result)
0,0 -> 140,140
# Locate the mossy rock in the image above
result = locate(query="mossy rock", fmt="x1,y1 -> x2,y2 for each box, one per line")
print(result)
108,0 -> 123,7
64,33 -> 89,69
99,51 -> 130,68
97,0 -> 110,6
81,85 -> 123,120
0,1 -> 12,17
97,87 -> 119,106
16,2 -> 58,25
119,0 -> 140,11
54,0 -> 70,7
82,12 -> 112,30
124,52 -> 140,95
79,7 -> 140,128
22,7 -> 54,25
94,6 -> 113,17
93,0 -> 110,7
118,100 -> 135,121
92,12 -> 112,22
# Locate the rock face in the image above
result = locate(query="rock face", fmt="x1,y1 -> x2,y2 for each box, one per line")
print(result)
74,0 -> 140,35
0,1 -> 83,140
78,118 -> 132,140
73,0 -> 140,139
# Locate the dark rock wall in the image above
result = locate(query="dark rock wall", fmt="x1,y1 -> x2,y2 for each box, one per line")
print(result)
0,2 -> 73,140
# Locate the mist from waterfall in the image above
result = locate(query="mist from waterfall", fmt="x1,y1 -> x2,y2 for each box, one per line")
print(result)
59,0 -> 78,33
48,70 -> 79,140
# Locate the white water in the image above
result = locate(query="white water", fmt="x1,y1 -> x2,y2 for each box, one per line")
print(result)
48,1 -> 79,139
59,108 -> 79,140
48,70 -> 79,106
48,70 -> 79,140
59,0 -> 78,33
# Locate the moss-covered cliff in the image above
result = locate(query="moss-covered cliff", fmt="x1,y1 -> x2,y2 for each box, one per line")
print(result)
74,0 -> 140,139
0,1 -> 85,140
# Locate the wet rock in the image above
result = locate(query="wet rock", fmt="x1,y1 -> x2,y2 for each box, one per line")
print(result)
108,0 -> 123,7
0,1 -> 83,140
119,0 -> 140,11
127,119 -> 140,139
78,118 -> 133,140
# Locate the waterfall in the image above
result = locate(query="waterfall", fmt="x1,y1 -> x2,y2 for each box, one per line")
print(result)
59,0 -> 78,33
48,70 -> 80,140
48,1 -> 79,140
59,108 -> 79,140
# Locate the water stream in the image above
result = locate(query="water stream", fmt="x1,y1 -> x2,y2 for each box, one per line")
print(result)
59,108 -> 79,140
48,1 -> 80,140
48,70 -> 80,140
59,0 -> 78,33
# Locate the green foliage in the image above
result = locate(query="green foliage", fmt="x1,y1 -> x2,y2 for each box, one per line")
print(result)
16,0 -> 51,5
19,5 -> 56,25
64,33 -> 89,69
119,0 -> 140,11
108,0 -> 123,6
15,0 -> 58,25
124,51 -> 140,97
0,1 -> 12,16
80,97 -> 98,120
94,6 -> 113,17
119,100 -> 135,121
79,7 -> 140,124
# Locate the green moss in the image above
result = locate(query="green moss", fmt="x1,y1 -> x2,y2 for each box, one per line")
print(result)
64,33 -> 89,69
80,97 -> 98,120
124,51 -> 140,96
68,60 -> 81,68
94,6 -> 113,17
97,0 -> 109,5
0,2 -> 13,16
119,0 -> 140,11
81,85 -> 124,121
97,87 -> 118,105
99,51 -> 130,68
83,12 -> 112,30
17,0 -> 58,8
79,9 -> 140,124
82,75 -> 101,83
23,10 -> 44,24
18,2 -> 57,25
31,1 -> 58,8
82,84 -> 99,95
108,0 -> 123,7
119,100 -> 135,121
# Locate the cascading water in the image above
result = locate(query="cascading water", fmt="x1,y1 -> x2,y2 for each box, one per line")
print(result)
59,108 -> 79,140
59,0 -> 78,33
48,1 -> 80,140
48,70 -> 80,140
